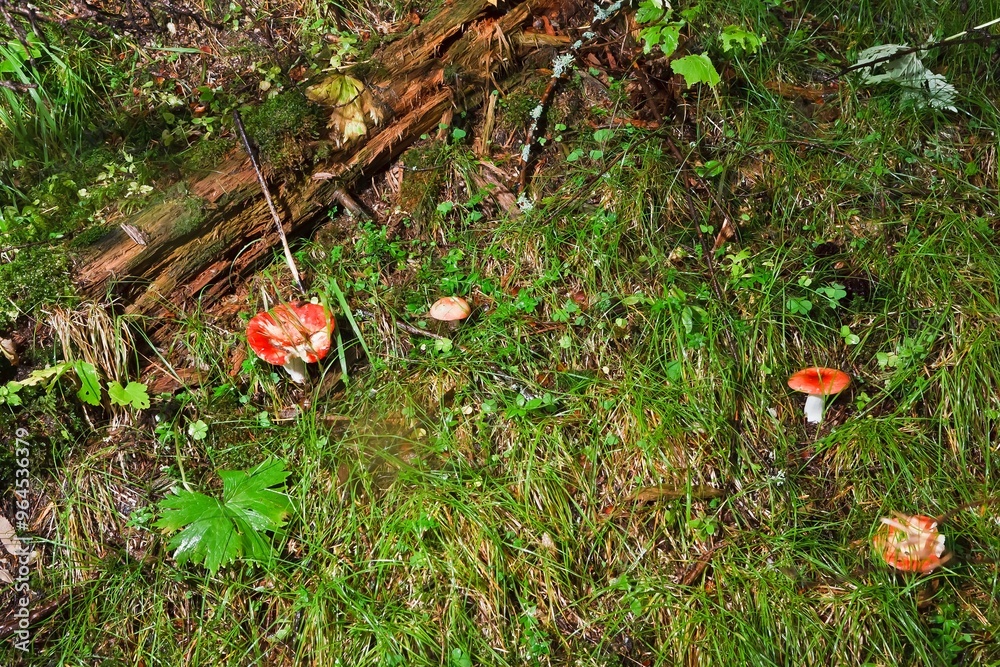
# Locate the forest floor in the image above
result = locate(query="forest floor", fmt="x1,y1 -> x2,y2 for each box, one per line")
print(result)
3,0 -> 1000,664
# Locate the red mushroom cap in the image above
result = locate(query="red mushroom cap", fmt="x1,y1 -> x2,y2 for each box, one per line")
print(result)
429,296 -> 471,321
873,513 -> 950,573
246,302 -> 334,366
787,367 -> 851,396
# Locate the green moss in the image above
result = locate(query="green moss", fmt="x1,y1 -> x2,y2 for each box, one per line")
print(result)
241,90 -> 324,173
181,137 -> 235,174
172,197 -> 209,237
399,142 -> 450,225
0,245 -> 76,328
498,88 -> 545,128
68,224 -> 114,248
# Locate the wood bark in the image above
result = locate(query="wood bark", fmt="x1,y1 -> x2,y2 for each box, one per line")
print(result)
75,0 -> 546,331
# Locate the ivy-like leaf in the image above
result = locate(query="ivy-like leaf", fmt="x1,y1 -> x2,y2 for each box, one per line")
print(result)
154,459 -> 293,574
73,360 -> 102,406
107,381 -> 151,409
671,53 -> 722,88
720,25 -> 764,53
640,22 -> 682,57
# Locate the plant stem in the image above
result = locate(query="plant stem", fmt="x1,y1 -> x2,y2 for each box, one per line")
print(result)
233,109 -> 306,295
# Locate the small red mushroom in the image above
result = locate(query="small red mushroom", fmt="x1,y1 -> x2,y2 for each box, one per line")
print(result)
429,296 -> 471,322
787,367 -> 851,423
246,302 -> 334,383
873,513 -> 950,573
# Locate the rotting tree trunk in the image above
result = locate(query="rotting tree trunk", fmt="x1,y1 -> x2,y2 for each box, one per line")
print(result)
75,0 -> 546,334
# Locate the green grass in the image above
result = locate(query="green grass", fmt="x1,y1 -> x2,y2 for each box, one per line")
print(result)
6,0 -> 1000,665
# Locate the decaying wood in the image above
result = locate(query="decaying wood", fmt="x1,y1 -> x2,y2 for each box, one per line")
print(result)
75,0 -> 549,336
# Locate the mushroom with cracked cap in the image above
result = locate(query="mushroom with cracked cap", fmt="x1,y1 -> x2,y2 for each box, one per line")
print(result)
873,513 -> 950,573
246,303 -> 334,383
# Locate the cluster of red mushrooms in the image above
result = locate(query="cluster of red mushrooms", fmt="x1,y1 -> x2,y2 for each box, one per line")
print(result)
245,296 -> 470,383
244,308 -> 951,574
785,366 -> 954,573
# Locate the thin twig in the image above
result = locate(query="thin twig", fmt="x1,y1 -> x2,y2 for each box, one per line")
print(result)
935,497 -> 999,525
822,23 -> 1000,82
232,109 -> 305,295
0,79 -> 37,92
0,592 -> 70,641
395,319 -> 451,343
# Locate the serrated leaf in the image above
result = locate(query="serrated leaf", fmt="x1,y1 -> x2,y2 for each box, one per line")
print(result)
73,360 -> 102,406
854,43 -> 958,111
671,53 -> 721,88
107,381 -> 151,409
635,0 -> 666,24
154,459 -> 292,574
640,22 -> 681,56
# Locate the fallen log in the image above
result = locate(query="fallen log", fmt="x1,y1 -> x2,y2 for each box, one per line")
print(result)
75,0 -> 546,336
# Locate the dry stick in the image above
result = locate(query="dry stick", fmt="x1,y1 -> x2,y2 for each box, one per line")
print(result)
232,109 -> 306,295
935,497 -> 999,525
516,72 -> 562,194
0,79 -> 37,92
679,540 -> 724,586
822,17 -> 1000,82
0,592 -> 70,641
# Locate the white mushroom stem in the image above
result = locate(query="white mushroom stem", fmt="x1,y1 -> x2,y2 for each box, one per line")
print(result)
804,394 -> 825,423
282,355 -> 308,384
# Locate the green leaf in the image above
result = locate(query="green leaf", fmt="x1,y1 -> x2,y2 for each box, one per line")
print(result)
188,419 -> 209,440
1,381 -> 22,406
19,362 -> 71,387
73,361 -> 102,406
592,128 -> 614,143
695,160 -> 724,178
720,25 -> 764,53
635,0 -> 666,24
671,53 -> 721,88
640,22 -> 681,57
154,459 -> 292,574
107,381 -> 151,409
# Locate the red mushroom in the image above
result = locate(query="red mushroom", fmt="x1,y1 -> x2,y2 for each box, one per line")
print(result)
429,296 -> 471,322
787,367 -> 851,423
246,303 -> 334,383
873,513 -> 950,573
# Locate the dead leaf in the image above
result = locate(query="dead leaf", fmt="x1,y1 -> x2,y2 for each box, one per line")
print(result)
0,566 -> 12,584
712,216 -> 736,252
0,338 -> 17,365
0,514 -> 22,555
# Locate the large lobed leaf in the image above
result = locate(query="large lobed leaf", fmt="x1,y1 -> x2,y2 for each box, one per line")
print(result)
154,459 -> 293,574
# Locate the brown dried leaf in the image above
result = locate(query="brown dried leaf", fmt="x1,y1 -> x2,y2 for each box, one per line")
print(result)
0,338 -> 17,365
0,514 -> 22,556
